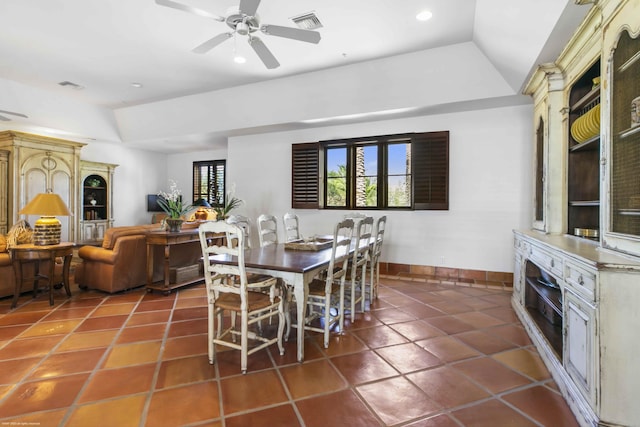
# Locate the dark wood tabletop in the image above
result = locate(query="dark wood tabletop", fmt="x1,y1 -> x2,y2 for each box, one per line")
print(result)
211,243 -> 335,273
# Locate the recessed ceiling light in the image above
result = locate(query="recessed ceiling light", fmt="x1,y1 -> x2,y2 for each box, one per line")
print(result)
131,82 -> 143,88
416,10 -> 433,21
234,55 -> 246,64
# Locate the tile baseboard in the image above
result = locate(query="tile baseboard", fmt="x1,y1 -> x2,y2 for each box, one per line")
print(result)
379,262 -> 513,290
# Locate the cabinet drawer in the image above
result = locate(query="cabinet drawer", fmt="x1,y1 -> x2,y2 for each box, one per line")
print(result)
514,237 -> 530,255
564,261 -> 596,302
529,246 -> 563,278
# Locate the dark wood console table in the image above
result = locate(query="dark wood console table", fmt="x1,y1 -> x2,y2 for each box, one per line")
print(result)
10,242 -> 74,308
146,229 -> 202,295
145,228 -> 224,295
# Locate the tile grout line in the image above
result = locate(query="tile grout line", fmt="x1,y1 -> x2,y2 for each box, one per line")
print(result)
0,278 -> 577,426
60,291 -> 147,426
347,284 -> 542,426
138,290 -> 181,427
0,292 -> 110,423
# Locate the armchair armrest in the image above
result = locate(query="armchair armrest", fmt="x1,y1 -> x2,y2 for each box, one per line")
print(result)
78,245 -> 117,265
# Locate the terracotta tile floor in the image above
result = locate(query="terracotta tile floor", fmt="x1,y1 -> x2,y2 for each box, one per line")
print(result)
0,277 -> 580,427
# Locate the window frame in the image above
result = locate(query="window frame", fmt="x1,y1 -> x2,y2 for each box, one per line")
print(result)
291,131 -> 449,210
192,160 -> 226,208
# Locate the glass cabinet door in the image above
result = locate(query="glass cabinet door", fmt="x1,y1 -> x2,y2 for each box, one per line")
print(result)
610,30 -> 640,238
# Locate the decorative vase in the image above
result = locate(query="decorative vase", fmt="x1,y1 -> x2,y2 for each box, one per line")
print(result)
194,208 -> 208,220
166,218 -> 183,232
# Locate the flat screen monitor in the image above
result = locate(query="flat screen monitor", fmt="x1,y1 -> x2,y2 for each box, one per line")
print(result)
147,194 -> 164,212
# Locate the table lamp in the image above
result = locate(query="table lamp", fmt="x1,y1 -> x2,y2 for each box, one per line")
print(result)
18,193 -> 72,245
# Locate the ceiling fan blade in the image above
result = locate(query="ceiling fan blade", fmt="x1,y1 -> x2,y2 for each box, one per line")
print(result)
248,37 -> 280,69
155,0 -> 224,22
0,109 -> 28,119
192,33 -> 233,54
260,25 -> 321,44
239,0 -> 261,17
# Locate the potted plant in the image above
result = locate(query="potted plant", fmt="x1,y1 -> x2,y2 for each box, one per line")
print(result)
157,180 -> 191,231
213,193 -> 243,221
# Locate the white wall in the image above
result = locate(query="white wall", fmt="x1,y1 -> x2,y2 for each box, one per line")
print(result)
77,102 -> 532,274
78,102 -> 532,274
225,104 -> 533,273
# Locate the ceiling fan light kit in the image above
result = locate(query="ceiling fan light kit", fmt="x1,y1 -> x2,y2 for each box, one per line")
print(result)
156,0 -> 321,69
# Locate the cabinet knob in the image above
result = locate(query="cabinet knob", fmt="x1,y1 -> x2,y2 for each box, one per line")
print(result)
578,275 -> 584,285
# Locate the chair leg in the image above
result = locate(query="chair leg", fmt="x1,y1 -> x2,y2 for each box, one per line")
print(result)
208,303 -> 215,364
241,311 -> 248,374
323,293 -> 331,348
284,286 -> 292,341
277,301 -> 285,356
338,280 -> 345,333
231,310 -> 238,343
351,276 -> 357,323
374,262 -> 380,299
361,266 -> 367,313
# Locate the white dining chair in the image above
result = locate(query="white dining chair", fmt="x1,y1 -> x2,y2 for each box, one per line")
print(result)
367,215 -> 386,302
346,215 -> 374,320
257,214 -> 279,247
297,218 -> 353,348
283,212 -> 301,242
344,212 -> 367,224
198,221 -> 285,374
226,214 -> 252,249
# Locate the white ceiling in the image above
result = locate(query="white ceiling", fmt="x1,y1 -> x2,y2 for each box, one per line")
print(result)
0,0 -> 591,151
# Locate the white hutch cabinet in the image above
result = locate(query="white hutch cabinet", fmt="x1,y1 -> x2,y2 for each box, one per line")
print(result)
515,1 -> 640,426
0,131 -> 85,241
79,160 -> 117,243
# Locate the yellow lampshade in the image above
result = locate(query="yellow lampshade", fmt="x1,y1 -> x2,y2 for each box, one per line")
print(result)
19,193 -> 71,245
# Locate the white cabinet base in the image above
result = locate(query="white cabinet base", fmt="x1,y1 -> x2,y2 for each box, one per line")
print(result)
512,299 -> 598,427
514,230 -> 640,427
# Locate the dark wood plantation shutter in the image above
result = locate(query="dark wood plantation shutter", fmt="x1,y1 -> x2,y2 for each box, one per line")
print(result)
412,131 -> 449,210
193,160 -> 225,206
211,161 -> 225,205
291,142 -> 320,208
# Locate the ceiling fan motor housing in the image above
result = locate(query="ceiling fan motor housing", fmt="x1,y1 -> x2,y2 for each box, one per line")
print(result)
226,12 -> 259,35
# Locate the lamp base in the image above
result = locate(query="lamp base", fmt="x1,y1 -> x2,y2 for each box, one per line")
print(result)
33,216 -> 62,246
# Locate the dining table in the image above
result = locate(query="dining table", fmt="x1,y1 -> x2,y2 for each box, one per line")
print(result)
209,240 -> 344,362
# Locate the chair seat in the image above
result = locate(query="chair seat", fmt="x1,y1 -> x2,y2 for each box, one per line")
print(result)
215,290 -> 281,312
221,273 -> 277,289
308,277 -> 339,296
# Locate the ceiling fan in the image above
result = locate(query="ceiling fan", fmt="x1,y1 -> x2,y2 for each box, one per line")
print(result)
0,109 -> 28,122
155,0 -> 321,69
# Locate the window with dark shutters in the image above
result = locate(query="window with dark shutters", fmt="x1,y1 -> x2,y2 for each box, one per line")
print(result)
291,131 -> 449,211
291,142 -> 320,209
193,160 -> 226,207
412,131 -> 449,210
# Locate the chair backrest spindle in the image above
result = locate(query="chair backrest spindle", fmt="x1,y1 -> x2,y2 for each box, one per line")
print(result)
283,212 -> 301,242
226,214 -> 252,249
257,214 -> 279,247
